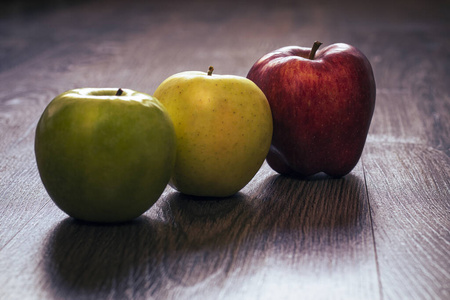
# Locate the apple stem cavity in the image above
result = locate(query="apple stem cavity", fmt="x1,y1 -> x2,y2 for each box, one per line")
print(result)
308,41 -> 323,60
116,88 -> 124,96
207,66 -> 214,76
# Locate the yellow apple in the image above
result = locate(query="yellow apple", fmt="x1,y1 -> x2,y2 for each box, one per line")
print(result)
153,67 -> 273,197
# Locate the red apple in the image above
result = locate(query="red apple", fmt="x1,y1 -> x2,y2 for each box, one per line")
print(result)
247,41 -> 376,177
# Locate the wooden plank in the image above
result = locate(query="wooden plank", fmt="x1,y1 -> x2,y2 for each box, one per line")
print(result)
367,57 -> 450,156
357,2 -> 450,297
0,162 -> 380,299
362,143 -> 450,300
0,80 -> 56,249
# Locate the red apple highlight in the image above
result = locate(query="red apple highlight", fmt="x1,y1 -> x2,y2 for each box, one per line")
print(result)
247,41 -> 376,177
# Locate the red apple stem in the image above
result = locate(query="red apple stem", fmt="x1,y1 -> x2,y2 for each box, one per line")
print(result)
207,66 -> 214,76
116,88 -> 123,96
308,41 -> 323,60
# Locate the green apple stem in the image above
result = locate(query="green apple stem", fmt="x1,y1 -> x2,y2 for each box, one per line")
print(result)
116,88 -> 123,96
308,41 -> 323,60
207,66 -> 214,76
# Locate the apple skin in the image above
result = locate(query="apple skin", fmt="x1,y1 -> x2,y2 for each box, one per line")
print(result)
153,69 -> 273,197
247,43 -> 376,177
35,88 -> 176,223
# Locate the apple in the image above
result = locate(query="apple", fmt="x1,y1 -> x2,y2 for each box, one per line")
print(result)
247,41 -> 376,177
35,88 -> 176,223
153,66 -> 273,197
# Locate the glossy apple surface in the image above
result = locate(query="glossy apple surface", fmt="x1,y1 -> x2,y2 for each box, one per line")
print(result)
35,88 -> 176,223
247,42 -> 376,177
153,67 -> 273,197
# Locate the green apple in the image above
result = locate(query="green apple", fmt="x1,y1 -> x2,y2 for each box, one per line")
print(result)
35,88 -> 176,223
153,66 -> 273,197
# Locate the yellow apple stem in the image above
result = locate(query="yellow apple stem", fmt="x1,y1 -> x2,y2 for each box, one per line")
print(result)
308,41 -> 323,60
207,66 -> 214,76
116,88 -> 123,96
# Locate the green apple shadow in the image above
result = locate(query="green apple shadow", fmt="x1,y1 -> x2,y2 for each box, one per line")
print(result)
42,172 -> 366,298
42,216 -> 167,299
41,193 -> 250,298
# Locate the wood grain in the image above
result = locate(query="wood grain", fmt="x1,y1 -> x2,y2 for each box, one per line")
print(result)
0,0 -> 449,299
363,144 -> 450,300
0,162 -> 380,300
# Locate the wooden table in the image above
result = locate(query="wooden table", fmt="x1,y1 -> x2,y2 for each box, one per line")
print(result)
1,0 -> 449,299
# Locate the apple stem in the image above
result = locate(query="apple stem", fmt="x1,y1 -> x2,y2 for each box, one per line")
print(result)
308,41 -> 323,60
207,66 -> 214,76
116,88 -> 123,96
